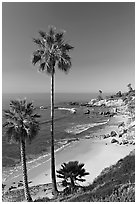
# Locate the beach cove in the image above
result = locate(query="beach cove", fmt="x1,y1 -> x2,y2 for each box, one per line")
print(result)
3,111 -> 135,200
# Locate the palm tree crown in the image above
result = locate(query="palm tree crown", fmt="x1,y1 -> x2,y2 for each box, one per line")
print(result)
57,161 -> 89,189
3,99 -> 40,144
32,26 -> 74,74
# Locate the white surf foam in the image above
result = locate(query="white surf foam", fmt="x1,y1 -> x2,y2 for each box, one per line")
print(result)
65,119 -> 109,135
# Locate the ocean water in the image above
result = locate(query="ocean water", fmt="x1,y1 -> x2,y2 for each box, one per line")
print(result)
2,92 -> 109,181
2,92 -> 98,109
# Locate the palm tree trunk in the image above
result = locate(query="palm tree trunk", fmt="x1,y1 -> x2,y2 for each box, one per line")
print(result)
70,177 -> 75,191
20,139 -> 32,202
51,72 -> 58,195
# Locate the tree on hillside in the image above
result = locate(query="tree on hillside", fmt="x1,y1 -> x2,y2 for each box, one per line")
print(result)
98,90 -> 103,100
3,99 -> 40,202
31,26 -> 74,195
116,91 -> 122,97
57,161 -> 89,193
127,83 -> 133,92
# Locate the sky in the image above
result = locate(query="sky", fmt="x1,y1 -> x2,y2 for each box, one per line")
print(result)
2,2 -> 135,94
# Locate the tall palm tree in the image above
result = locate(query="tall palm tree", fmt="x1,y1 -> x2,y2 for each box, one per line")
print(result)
3,99 -> 40,202
32,26 -> 74,195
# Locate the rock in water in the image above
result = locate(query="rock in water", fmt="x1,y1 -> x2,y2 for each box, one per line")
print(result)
85,136 -> 91,139
84,109 -> 90,114
119,133 -> 123,138
111,138 -> 119,144
118,122 -> 125,128
122,140 -> 128,145
111,131 -> 117,137
103,134 -> 110,139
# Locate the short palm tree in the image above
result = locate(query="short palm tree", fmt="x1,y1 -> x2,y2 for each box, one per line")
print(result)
98,90 -> 103,100
57,161 -> 89,192
127,83 -> 133,92
32,26 -> 74,195
3,99 -> 40,202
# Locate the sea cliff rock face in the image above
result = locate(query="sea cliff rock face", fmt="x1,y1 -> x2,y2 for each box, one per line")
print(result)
88,98 -> 124,107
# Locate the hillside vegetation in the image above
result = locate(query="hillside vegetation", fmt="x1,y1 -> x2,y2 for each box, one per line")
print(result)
55,150 -> 135,202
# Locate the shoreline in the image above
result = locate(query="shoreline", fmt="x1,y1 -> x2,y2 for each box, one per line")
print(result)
65,119 -> 109,135
2,117 -> 109,183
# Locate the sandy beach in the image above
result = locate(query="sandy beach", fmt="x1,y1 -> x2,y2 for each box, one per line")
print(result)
3,113 -> 135,198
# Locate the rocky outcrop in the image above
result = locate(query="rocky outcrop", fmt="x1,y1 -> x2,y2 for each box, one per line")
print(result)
67,138 -> 79,143
99,111 -> 115,117
85,136 -> 91,139
103,134 -> 110,139
9,186 -> 17,191
84,109 -> 90,114
122,140 -> 129,145
88,98 -> 125,107
111,138 -> 119,144
118,122 -> 125,128
111,131 -> 117,137
116,91 -> 122,97
69,102 -> 79,106
88,99 -> 97,106
119,133 -> 123,138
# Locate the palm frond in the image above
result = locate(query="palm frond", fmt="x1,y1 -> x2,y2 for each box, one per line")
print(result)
39,62 -> 46,72
78,163 -> 85,169
33,49 -> 45,56
55,32 -> 64,43
2,122 -> 9,128
76,178 -> 86,182
33,38 -> 45,50
10,100 -> 20,111
58,58 -> 72,73
33,38 -> 41,45
39,30 -> 47,39
46,65 -> 53,75
4,110 -> 15,118
26,102 -> 33,109
61,43 -> 74,52
26,120 -> 40,143
48,26 -> 56,37
5,126 -> 20,144
32,54 -> 41,65
56,174 -> 65,179
46,35 -> 54,48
